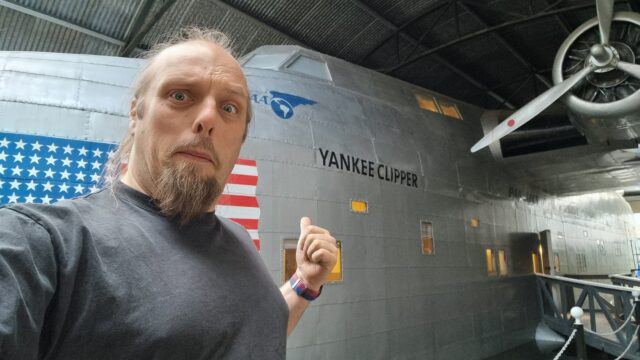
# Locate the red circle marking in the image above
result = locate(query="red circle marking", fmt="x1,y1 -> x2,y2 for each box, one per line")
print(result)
507,119 -> 516,127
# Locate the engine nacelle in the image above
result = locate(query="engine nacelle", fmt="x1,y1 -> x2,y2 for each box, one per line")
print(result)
553,12 -> 640,143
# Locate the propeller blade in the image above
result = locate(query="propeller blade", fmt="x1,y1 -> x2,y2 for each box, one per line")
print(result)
470,66 -> 593,153
617,61 -> 640,80
596,0 -> 614,44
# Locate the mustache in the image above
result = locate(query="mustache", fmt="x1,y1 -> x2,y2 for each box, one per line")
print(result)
167,137 -> 220,167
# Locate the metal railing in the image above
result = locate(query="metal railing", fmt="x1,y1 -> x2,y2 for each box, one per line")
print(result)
536,274 -> 640,359
612,274 -> 640,288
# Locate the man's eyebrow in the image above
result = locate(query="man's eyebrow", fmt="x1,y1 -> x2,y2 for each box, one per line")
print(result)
158,76 -> 199,88
224,86 -> 249,99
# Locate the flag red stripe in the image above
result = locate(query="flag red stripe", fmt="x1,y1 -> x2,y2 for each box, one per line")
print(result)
236,159 -> 257,166
253,240 -> 260,251
227,174 -> 258,186
218,194 -> 259,207
229,218 -> 259,229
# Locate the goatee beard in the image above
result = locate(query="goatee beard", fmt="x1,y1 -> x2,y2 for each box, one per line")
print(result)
152,160 -> 222,226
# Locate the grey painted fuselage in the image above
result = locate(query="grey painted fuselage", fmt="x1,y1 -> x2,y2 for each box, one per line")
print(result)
0,47 -> 635,359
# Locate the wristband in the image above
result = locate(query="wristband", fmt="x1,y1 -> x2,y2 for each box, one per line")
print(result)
289,272 -> 322,301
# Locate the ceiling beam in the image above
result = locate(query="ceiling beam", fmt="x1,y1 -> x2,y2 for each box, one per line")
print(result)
119,0 -> 155,55
459,2 -> 552,90
216,0 -> 305,47
0,0 -> 125,46
119,0 -> 176,56
381,1 -> 629,74
351,0 -> 515,109
360,1 -> 452,62
542,0 -> 572,35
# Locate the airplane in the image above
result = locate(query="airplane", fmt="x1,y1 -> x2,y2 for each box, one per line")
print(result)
0,0 -> 638,359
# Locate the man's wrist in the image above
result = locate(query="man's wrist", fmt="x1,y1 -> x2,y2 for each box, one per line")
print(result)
290,271 -> 322,301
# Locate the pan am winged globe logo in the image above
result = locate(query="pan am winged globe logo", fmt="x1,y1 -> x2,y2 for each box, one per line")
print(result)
251,91 -> 317,120
269,91 -> 316,119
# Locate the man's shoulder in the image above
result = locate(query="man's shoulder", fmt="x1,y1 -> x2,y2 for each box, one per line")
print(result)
0,187 -> 114,228
216,215 -> 255,249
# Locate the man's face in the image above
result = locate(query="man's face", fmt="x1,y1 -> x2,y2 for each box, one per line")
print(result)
126,41 -> 249,224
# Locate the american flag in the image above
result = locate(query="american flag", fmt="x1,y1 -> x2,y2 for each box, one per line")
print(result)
0,131 -> 261,251
218,159 -> 261,251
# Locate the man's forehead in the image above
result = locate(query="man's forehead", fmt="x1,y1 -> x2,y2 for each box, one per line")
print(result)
150,41 -> 247,86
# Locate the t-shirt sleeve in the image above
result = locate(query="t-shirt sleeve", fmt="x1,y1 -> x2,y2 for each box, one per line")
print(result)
0,207 -> 57,359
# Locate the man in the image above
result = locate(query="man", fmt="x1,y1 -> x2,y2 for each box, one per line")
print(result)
0,28 -> 338,359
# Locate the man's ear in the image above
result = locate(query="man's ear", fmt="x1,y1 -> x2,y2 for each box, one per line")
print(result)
128,97 -> 139,133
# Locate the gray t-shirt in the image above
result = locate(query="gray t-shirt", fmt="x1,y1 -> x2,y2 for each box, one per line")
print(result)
0,182 -> 288,360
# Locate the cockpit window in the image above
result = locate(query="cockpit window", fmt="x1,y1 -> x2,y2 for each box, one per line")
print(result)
285,55 -> 331,81
243,54 -> 289,70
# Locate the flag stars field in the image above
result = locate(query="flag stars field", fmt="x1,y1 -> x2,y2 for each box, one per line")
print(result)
0,132 -> 117,205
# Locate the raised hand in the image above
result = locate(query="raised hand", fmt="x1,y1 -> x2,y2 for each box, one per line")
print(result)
295,217 -> 338,290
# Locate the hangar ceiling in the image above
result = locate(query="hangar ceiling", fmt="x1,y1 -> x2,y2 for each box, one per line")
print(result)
0,0 -> 637,111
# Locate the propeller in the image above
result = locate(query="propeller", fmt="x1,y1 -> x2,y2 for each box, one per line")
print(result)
617,61 -> 640,80
596,0 -> 614,44
470,66 -> 594,153
470,0 -> 632,153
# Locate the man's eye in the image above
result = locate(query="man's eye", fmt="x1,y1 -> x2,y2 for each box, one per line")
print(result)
221,104 -> 238,114
170,91 -> 189,102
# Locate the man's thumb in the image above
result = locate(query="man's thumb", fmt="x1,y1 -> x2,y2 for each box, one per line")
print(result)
300,217 -> 312,233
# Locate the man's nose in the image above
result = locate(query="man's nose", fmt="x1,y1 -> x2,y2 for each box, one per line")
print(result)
192,100 -> 219,136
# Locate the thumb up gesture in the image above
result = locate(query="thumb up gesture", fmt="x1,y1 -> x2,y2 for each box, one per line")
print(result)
295,217 -> 338,290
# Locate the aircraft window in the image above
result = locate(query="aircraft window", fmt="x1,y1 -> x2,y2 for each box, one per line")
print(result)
282,239 -> 298,282
486,249 -> 496,275
420,221 -> 434,255
415,94 -> 440,113
498,249 -> 507,276
531,252 -> 541,273
439,101 -> 462,120
243,53 -> 289,70
470,217 -> 480,228
615,243 -> 622,256
285,55 -> 331,80
350,199 -> 368,214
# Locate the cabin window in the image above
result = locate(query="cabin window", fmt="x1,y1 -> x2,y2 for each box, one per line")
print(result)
415,94 -> 440,113
470,217 -> 480,228
282,239 -> 298,282
243,53 -> 289,70
531,252 -> 541,273
498,249 -> 507,276
285,55 -> 331,81
439,101 -> 462,120
615,243 -> 623,256
486,248 -> 496,275
350,199 -> 368,214
420,221 -> 434,255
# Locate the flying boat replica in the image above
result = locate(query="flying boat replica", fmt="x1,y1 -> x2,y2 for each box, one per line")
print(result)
0,0 -> 639,359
